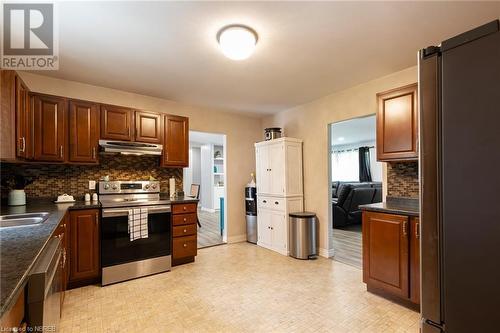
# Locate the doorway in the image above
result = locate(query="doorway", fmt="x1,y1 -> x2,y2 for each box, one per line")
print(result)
328,115 -> 383,268
183,131 -> 227,248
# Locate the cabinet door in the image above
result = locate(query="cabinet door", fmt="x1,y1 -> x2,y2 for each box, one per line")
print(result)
15,75 -> 30,159
257,208 -> 272,247
69,100 -> 99,163
410,217 -> 420,304
0,70 -> 16,161
69,209 -> 100,282
100,104 -> 133,141
256,146 -> 270,194
32,94 -> 66,162
271,211 -> 287,252
362,212 -> 409,298
269,143 -> 285,195
162,115 -> 189,167
376,83 -> 418,161
135,111 -> 161,143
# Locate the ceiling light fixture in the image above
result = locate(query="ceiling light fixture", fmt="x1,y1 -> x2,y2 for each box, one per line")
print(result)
217,24 -> 258,61
338,137 -> 345,142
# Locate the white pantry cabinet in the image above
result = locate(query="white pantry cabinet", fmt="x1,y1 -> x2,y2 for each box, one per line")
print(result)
254,138 -> 304,255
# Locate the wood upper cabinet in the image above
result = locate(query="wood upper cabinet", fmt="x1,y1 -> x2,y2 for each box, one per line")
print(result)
69,100 -> 100,163
69,209 -> 100,283
410,217 -> 420,304
376,83 -> 418,161
0,70 -> 17,161
135,110 -> 162,143
162,115 -> 189,167
32,94 -> 67,162
363,211 -> 409,299
15,75 -> 31,159
100,104 -> 134,141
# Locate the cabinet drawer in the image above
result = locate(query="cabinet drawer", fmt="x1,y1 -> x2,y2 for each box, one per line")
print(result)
172,213 -> 197,226
172,203 -> 197,214
173,235 -> 197,259
173,224 -> 197,237
258,196 -> 285,211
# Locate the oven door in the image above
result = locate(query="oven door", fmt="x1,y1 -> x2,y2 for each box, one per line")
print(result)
101,205 -> 171,268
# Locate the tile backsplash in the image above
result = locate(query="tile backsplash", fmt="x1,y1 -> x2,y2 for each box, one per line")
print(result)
386,162 -> 419,198
0,155 -> 182,199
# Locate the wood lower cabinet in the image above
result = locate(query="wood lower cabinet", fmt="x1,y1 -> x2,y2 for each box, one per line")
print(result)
69,100 -> 99,163
135,110 -> 162,143
52,213 -> 69,311
162,115 -> 189,167
171,202 -> 198,265
376,83 -> 418,161
69,209 -> 100,285
362,211 -> 420,306
100,104 -> 134,141
32,94 -> 67,162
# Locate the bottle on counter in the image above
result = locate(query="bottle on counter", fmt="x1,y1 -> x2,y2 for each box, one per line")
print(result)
84,193 -> 91,202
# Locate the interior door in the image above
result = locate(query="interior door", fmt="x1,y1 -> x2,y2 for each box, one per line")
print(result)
363,212 -> 409,298
32,94 -> 66,162
69,100 -> 99,163
269,143 -> 284,195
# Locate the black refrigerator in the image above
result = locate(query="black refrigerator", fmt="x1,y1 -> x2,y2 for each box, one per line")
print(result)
419,20 -> 500,333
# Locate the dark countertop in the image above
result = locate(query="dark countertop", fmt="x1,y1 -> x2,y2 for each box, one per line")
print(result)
159,194 -> 199,204
360,197 -> 420,217
0,199 -> 100,316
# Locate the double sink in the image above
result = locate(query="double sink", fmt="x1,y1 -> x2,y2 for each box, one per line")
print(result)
0,212 -> 50,228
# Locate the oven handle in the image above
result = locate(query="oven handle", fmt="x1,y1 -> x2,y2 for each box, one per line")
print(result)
101,205 -> 171,218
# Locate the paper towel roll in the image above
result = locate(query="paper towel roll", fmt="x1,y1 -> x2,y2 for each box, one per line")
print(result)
169,178 -> 176,198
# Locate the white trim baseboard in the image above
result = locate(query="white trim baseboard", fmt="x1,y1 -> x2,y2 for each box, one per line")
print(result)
319,247 -> 335,258
228,234 -> 247,243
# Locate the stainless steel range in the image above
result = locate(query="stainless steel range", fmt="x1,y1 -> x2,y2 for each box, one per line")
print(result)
99,180 -> 171,286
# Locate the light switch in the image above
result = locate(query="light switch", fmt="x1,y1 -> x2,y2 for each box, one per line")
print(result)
89,180 -> 96,190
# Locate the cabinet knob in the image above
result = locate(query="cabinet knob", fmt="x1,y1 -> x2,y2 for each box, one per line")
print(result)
60,145 -> 64,158
402,221 -> 408,236
183,206 -> 187,211
415,222 -> 420,239
274,201 -> 279,205
183,229 -> 187,233
92,147 -> 97,159
263,200 -> 267,203
183,243 -> 187,248
183,217 -> 187,222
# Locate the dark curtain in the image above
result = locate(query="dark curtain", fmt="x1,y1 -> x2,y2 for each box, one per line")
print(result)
359,147 -> 372,182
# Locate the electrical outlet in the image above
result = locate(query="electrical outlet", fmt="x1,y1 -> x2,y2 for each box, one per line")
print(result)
89,180 -> 96,190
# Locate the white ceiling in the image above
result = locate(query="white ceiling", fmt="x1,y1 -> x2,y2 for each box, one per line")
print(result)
38,1 -> 499,115
331,115 -> 376,146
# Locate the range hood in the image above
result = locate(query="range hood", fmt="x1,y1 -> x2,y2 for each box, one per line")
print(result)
99,140 -> 162,156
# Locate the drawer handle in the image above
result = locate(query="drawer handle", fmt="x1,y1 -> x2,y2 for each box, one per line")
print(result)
183,243 -> 187,248
183,229 -> 187,233
183,206 -> 187,211
183,218 -> 187,222
274,201 -> 279,205
263,200 -> 267,203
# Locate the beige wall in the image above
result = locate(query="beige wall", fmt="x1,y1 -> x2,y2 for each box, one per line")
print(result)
18,72 -> 262,242
261,66 -> 417,256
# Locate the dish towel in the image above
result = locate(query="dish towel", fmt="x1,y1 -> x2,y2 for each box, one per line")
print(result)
128,208 -> 149,241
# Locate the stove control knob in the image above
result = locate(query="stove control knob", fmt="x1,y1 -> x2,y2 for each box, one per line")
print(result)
151,184 -> 157,190
112,184 -> 118,190
144,184 -> 150,190
104,184 -> 110,190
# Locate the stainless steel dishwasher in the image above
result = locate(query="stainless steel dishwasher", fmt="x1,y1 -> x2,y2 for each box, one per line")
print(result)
27,237 -> 62,332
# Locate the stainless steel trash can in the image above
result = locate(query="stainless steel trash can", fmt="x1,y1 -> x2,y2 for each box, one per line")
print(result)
289,212 -> 318,259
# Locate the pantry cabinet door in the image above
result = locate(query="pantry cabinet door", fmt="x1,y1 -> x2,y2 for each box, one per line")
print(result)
256,146 -> 271,194
269,143 -> 285,195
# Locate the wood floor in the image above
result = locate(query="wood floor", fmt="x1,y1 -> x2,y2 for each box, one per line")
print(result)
59,243 -> 419,332
197,209 -> 224,248
332,224 -> 362,269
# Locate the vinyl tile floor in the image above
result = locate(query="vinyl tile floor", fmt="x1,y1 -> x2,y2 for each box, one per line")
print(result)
60,243 -> 420,333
